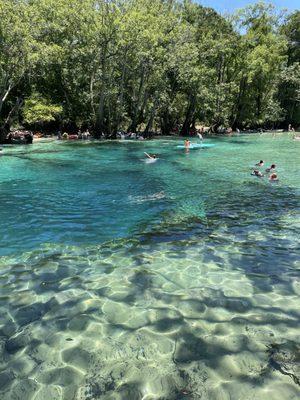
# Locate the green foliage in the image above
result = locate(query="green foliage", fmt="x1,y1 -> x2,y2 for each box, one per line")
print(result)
23,93 -> 62,125
279,11 -> 300,126
0,0 -> 298,140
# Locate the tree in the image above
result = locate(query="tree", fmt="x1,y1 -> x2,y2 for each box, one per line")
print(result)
279,11 -> 300,127
0,0 -> 37,139
233,2 -> 287,128
23,93 -> 62,126
0,0 -> 298,142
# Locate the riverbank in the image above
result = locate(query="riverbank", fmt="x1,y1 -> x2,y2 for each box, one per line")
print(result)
2,129 -> 299,146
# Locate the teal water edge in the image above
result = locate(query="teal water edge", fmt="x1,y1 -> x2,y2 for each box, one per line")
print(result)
0,134 -> 299,400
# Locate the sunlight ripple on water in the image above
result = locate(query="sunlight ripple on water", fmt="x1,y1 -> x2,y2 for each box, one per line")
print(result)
0,134 -> 299,399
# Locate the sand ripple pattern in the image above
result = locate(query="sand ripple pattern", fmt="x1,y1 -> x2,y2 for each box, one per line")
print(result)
0,220 -> 299,400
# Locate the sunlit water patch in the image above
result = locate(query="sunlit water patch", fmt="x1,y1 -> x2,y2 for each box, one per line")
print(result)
0,134 -> 299,399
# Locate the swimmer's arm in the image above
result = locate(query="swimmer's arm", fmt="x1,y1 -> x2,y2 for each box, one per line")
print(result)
144,152 -> 152,159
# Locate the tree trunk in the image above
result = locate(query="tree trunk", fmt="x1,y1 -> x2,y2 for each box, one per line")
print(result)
231,76 -> 247,129
114,50 -> 128,133
180,94 -> 196,136
128,64 -> 146,132
90,71 -> 96,122
96,46 -> 108,136
0,126 -> 8,143
160,109 -> 173,135
0,83 -> 12,116
144,95 -> 159,135
0,97 -> 23,143
256,94 -> 261,120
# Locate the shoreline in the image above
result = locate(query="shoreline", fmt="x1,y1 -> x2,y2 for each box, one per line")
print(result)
1,130 -> 299,147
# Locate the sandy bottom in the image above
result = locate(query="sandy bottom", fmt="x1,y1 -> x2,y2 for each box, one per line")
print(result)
0,229 -> 299,400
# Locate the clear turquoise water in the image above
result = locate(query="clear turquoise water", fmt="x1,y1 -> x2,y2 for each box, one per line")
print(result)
0,134 -> 299,399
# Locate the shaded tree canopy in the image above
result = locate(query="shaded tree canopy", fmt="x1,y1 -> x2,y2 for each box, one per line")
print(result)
0,0 -> 299,140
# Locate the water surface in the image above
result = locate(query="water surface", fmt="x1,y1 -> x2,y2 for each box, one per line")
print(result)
0,134 -> 299,399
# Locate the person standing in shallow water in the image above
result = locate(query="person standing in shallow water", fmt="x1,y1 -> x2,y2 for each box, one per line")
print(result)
184,139 -> 190,148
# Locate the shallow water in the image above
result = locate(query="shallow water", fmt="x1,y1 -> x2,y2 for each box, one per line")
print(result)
0,134 -> 299,399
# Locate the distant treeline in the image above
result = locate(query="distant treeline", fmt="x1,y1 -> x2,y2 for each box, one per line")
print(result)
0,0 -> 299,140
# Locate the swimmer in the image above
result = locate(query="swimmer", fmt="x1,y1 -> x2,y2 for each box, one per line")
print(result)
269,173 -> 278,181
144,152 -> 157,159
266,164 -> 276,173
251,169 -> 264,177
255,160 -> 264,167
184,139 -> 191,148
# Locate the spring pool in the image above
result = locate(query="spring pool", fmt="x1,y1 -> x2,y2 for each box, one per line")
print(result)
0,134 -> 299,399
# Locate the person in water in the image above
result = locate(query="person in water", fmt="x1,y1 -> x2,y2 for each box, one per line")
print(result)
266,164 -> 276,173
184,139 -> 191,148
255,160 -> 264,167
144,152 -> 157,159
251,169 -> 264,177
269,173 -> 278,181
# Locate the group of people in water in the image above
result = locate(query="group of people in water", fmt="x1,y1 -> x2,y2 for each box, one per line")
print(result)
251,160 -> 278,181
144,141 -> 280,184
58,130 -> 91,140
144,135 -> 203,160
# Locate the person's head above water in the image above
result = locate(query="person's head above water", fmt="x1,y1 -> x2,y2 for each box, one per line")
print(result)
252,169 -> 263,177
269,173 -> 278,181
266,164 -> 276,171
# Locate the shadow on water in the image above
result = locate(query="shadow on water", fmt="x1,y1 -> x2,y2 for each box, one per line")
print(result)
0,177 -> 299,398
138,180 -> 299,286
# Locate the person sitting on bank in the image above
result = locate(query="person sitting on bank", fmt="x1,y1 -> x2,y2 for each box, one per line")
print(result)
266,164 -> 276,173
